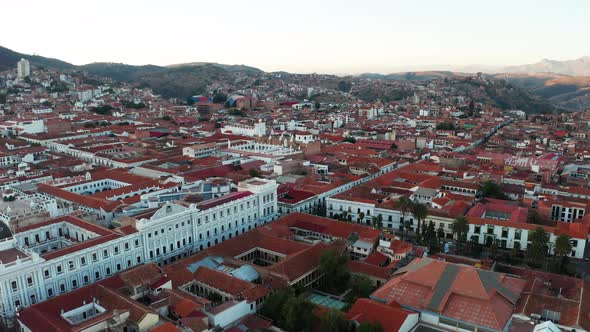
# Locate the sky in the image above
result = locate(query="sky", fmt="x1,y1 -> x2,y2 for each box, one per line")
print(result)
1,0 -> 589,74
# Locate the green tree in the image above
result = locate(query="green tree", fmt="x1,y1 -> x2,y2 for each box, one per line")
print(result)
343,136 -> 357,144
425,221 -> 436,244
162,115 -> 172,121
358,211 -> 365,225
554,234 -> 572,257
411,202 -> 428,240
249,169 -> 262,178
319,249 -> 350,294
349,275 -> 373,299
314,101 -> 321,110
451,216 -> 469,243
436,122 -> 456,130
372,214 -> 383,229
281,296 -> 314,332
90,105 -> 114,115
436,225 -> 445,243
490,238 -> 501,259
390,142 -> 398,150
260,288 -> 295,322
320,309 -> 348,332
395,196 -> 412,240
212,93 -> 227,104
526,227 -> 549,267
480,181 -> 509,200
357,321 -> 383,332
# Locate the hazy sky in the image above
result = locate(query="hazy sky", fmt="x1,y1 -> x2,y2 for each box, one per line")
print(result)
2,0 -> 589,74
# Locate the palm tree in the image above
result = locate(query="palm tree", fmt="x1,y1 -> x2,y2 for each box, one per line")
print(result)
395,196 -> 411,240
372,214 -> 383,229
412,202 -> 428,242
451,216 -> 470,243
554,234 -> 572,257
436,225 -> 445,244
341,211 -> 349,222
554,234 -> 572,272
490,238 -> 501,259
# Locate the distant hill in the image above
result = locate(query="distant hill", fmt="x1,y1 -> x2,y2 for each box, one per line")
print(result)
500,57 -> 590,76
359,71 -> 461,81
167,62 -> 264,75
0,46 -> 74,72
495,73 -> 590,110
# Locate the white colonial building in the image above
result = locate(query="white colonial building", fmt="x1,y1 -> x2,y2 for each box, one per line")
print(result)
0,178 -> 278,326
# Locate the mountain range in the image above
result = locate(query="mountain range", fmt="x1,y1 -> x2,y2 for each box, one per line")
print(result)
1,45 -> 589,110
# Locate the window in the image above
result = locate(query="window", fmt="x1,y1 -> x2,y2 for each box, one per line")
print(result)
44,269 -> 50,278
501,227 -> 509,238
72,279 -> 78,288
57,265 -> 63,274
135,239 -> 140,247
47,288 -> 54,297
83,275 -> 89,284
92,253 -> 98,262
27,276 -> 33,286
11,281 -> 17,291
103,249 -> 109,258
60,284 -> 66,293
80,257 -> 87,266
69,260 -> 75,270
95,271 -> 101,280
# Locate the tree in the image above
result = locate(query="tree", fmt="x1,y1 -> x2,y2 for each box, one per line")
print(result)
212,93 -> 227,104
411,202 -> 428,241
490,238 -> 501,259
425,221 -> 436,244
249,169 -> 262,178
358,211 -> 365,225
186,97 -> 195,105
481,181 -> 509,200
319,249 -> 350,294
526,227 -> 549,267
357,321 -> 383,332
162,115 -> 172,121
395,196 -> 412,240
436,122 -> 456,130
390,142 -> 398,150
343,136 -> 357,144
554,234 -> 572,258
349,275 -> 373,299
341,211 -> 349,222
451,216 -> 469,243
372,215 -> 383,229
436,225 -> 445,243
260,288 -> 295,322
320,309 -> 348,332
281,296 -> 315,332
467,100 -> 475,116
314,101 -> 321,110
90,105 -> 114,115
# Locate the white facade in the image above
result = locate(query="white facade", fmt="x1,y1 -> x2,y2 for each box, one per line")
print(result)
466,222 -> 587,259
221,120 -> 266,137
17,59 -> 30,79
0,178 -> 279,326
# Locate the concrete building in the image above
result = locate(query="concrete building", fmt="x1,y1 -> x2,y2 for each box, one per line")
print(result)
17,59 -> 30,79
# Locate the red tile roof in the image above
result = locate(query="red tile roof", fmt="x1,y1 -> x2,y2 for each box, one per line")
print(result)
371,258 -> 526,330
345,298 -> 414,332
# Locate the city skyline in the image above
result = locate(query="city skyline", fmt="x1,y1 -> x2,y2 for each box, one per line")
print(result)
2,0 -> 589,74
